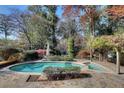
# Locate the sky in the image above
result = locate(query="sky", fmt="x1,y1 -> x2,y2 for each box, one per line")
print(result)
0,5 -> 63,18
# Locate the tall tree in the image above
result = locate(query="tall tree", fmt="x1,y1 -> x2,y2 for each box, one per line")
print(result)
9,9 -> 33,49
57,16 -> 82,57
106,5 -> 124,32
95,6 -> 121,36
63,5 -> 101,36
28,5 -> 58,51
0,14 -> 12,41
106,6 -> 124,20
63,5 -> 102,61
30,14 -> 52,49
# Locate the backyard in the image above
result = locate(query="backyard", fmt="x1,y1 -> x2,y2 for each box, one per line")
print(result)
0,5 -> 124,88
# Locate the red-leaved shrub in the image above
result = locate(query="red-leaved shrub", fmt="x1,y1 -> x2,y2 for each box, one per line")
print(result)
35,49 -> 46,55
35,49 -> 46,59
76,50 -> 90,59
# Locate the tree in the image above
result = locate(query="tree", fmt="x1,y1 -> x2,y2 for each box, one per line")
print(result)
63,5 -> 102,61
0,14 -> 13,42
57,16 -> 82,57
29,14 -> 51,49
28,5 -> 58,52
89,36 -> 110,61
63,5 -> 101,36
57,17 -> 82,38
9,10 -> 33,49
95,14 -> 117,36
91,34 -> 124,74
106,6 -> 124,33
106,6 -> 124,20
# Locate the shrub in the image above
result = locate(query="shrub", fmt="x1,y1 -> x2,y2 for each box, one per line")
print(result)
43,66 -> 81,74
0,56 -> 4,61
76,50 -> 90,59
63,56 -> 74,61
50,49 -> 61,55
35,49 -> 46,59
24,50 -> 39,61
62,66 -> 81,73
43,66 -> 81,80
67,37 -> 74,58
47,55 -> 63,61
47,55 -> 74,61
7,53 -> 24,62
35,49 -> 46,55
0,48 -> 21,60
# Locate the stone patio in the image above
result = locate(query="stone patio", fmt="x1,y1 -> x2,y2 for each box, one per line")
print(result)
0,60 -> 124,88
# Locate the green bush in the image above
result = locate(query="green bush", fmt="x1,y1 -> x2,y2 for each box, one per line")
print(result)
43,66 -> 91,80
90,37 -> 110,50
24,50 -> 39,61
43,66 -> 81,74
50,49 -> 61,55
43,66 -> 81,80
67,37 -> 74,58
63,56 -> 74,61
47,55 -> 74,61
47,55 -> 63,61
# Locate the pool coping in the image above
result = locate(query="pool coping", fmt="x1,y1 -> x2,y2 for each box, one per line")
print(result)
0,60 -> 115,75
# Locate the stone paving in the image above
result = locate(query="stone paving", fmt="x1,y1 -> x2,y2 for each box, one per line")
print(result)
94,60 -> 124,76
0,60 -> 124,88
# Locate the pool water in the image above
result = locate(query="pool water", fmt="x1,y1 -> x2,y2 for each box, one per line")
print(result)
9,62 -> 83,73
9,62 -> 108,74
88,63 -> 107,72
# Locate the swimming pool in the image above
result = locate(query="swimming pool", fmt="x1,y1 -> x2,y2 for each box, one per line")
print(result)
9,62 -> 83,74
8,61 -> 111,74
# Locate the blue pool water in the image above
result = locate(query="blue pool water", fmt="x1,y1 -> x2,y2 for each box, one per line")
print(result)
9,62 -> 83,73
88,63 -> 107,72
9,62 -> 108,74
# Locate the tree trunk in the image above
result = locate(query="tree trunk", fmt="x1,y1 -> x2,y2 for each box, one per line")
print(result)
4,30 -> 8,46
23,29 -> 32,50
99,53 -> 103,61
90,48 -> 92,62
115,48 -> 120,74
5,32 -> 7,40
46,41 -> 50,56
26,34 -> 32,49
89,18 -> 95,62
